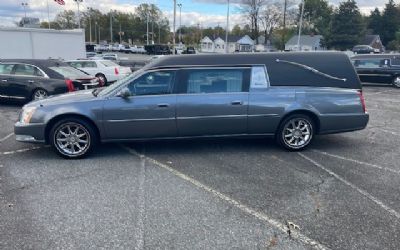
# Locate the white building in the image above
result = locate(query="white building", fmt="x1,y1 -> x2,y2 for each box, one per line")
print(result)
285,35 -> 325,51
200,35 -> 255,53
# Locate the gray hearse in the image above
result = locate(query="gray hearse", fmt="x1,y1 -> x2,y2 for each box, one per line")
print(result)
15,52 -> 369,158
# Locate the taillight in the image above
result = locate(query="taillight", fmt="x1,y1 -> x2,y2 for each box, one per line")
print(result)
357,90 -> 367,113
115,67 -> 119,75
65,79 -> 75,92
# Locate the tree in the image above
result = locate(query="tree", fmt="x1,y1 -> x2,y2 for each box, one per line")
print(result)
54,10 -> 77,29
240,0 -> 267,39
368,8 -> 382,35
301,0 -> 333,37
381,0 -> 400,45
260,2 -> 282,43
326,0 -> 364,50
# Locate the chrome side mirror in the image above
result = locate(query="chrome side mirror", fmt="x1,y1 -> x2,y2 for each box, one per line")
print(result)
116,87 -> 132,99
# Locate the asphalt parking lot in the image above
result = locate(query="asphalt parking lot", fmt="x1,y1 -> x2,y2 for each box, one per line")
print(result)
0,85 -> 399,250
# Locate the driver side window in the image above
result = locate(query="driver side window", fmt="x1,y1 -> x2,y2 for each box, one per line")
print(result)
127,71 -> 175,96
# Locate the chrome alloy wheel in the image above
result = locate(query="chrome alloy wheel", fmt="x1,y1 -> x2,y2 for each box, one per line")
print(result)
54,123 -> 91,157
33,89 -> 48,100
282,118 -> 313,149
393,76 -> 400,88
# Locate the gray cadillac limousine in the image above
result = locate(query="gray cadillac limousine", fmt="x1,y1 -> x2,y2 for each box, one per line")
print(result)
15,52 -> 369,158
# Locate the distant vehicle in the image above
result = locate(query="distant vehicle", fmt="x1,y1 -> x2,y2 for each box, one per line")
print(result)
101,53 -> 118,61
352,54 -> 400,88
182,47 -> 196,54
86,52 -> 97,58
15,52 -> 368,158
122,45 -> 131,54
135,46 -> 146,54
352,45 -> 378,54
66,59 -> 131,85
144,44 -> 171,55
85,44 -> 95,52
0,59 -> 101,102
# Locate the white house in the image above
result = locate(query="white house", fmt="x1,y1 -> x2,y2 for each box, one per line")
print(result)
200,35 -> 255,53
200,36 -> 214,53
285,35 -> 325,51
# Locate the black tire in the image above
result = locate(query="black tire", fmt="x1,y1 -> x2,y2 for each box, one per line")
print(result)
31,89 -> 48,101
276,114 -> 315,151
96,73 -> 108,86
392,76 -> 400,88
49,118 -> 97,159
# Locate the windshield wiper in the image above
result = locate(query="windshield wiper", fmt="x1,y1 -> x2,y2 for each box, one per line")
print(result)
276,59 -> 347,82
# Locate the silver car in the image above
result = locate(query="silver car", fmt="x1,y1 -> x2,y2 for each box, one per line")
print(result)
15,52 -> 369,158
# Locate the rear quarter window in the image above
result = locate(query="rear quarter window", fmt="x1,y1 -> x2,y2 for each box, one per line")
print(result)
49,66 -> 89,79
0,64 -> 14,75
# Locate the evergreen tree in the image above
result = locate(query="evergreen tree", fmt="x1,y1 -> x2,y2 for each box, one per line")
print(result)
326,0 -> 364,50
381,0 -> 400,45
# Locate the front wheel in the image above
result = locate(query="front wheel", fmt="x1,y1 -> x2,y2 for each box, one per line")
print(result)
276,114 -> 314,151
392,76 -> 400,88
50,118 -> 97,159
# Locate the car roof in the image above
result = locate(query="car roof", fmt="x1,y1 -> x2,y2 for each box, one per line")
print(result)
146,52 -> 361,89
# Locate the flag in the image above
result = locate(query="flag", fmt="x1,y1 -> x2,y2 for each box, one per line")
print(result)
54,0 -> 65,5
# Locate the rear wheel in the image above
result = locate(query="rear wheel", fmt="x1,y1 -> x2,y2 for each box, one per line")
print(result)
50,118 -> 97,159
32,89 -> 48,101
96,73 -> 108,86
392,76 -> 400,88
276,114 -> 314,151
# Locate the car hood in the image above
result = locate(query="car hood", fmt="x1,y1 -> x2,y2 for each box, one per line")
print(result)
26,89 -> 98,108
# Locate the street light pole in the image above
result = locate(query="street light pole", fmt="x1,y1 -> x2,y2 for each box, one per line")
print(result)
21,2 -> 28,27
110,10 -> 113,44
87,8 -> 92,44
177,3 -> 182,44
297,0 -> 305,51
225,0 -> 230,53
173,0 -> 176,54
73,0 -> 83,29
46,0 -> 50,29
146,10 -> 149,45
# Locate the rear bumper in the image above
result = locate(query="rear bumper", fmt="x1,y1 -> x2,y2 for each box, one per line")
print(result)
14,122 -> 46,143
318,113 -> 369,134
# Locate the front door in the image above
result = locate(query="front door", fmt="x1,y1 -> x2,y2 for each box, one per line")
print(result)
176,67 -> 250,137
102,70 -> 177,140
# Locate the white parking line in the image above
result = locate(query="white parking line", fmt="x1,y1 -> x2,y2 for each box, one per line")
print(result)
312,150 -> 400,175
122,145 -> 329,250
0,133 -> 14,143
298,153 -> 400,220
135,154 -> 146,250
0,146 -> 44,156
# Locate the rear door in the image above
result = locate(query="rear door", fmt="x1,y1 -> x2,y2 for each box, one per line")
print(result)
176,67 -> 250,137
0,63 -> 15,98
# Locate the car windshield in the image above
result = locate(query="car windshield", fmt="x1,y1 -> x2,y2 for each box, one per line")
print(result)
97,68 -> 145,97
49,66 -> 89,78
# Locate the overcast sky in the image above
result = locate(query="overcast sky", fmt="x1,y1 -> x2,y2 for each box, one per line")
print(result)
0,0 -> 390,28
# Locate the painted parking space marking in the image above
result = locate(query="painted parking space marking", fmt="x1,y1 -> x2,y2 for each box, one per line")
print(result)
0,133 -> 14,143
122,145 -> 329,250
0,146 -> 45,156
299,153 -> 400,220
312,150 -> 400,175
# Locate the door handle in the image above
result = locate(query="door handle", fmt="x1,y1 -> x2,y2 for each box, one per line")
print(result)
28,80 -> 35,83
1,79 -> 7,83
231,100 -> 243,105
157,103 -> 169,108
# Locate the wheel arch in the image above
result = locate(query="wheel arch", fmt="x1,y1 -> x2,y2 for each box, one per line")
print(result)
277,110 -> 320,135
44,113 -> 101,144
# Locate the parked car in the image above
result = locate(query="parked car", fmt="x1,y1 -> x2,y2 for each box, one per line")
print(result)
182,47 -> 196,54
352,45 -> 378,54
66,59 -> 132,85
101,53 -> 118,61
86,52 -> 97,58
144,44 -> 171,55
14,52 -> 368,158
352,54 -> 400,88
0,59 -> 102,102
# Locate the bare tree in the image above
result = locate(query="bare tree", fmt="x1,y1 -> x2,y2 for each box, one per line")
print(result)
259,2 -> 282,44
240,0 -> 267,39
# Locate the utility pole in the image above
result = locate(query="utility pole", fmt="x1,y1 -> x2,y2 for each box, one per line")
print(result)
225,0 -> 230,53
297,0 -> 305,51
87,8 -> 92,44
158,22 -> 161,44
46,0 -> 50,29
95,21 -> 98,44
282,0 -> 287,51
110,10 -> 114,43
146,10 -> 149,45
173,0 -> 177,54
177,3 -> 182,44
119,22 -> 122,44
73,0 -> 83,29
21,2 -> 28,27
151,18 -> 154,44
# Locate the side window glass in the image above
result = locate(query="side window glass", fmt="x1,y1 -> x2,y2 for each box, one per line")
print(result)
185,69 -> 245,94
0,64 -> 14,75
127,71 -> 174,96
250,66 -> 269,89
85,61 -> 96,68
14,64 -> 36,76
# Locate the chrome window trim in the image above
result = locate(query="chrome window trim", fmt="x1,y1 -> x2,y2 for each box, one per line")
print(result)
0,63 -> 49,78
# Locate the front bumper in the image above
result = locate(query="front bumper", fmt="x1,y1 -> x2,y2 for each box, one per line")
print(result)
14,122 -> 46,143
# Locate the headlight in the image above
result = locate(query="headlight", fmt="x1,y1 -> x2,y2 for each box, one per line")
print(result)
20,107 -> 37,124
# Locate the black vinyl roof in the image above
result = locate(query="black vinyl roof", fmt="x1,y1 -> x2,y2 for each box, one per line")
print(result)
146,52 -> 361,89
351,54 -> 400,60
